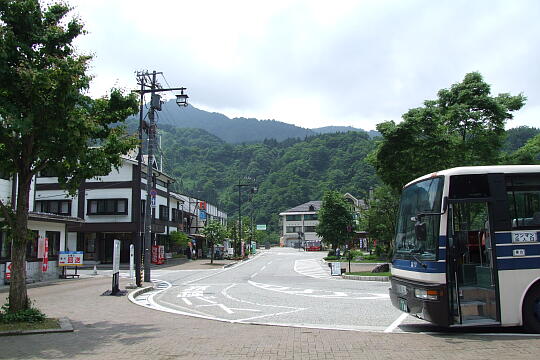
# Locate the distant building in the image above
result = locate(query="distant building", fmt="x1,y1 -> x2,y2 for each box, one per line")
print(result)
278,194 -> 366,249
279,201 -> 322,248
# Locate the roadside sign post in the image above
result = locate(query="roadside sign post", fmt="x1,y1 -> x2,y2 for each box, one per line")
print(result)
59,251 -> 83,278
128,244 -> 135,288
331,262 -> 341,276
112,239 -> 121,295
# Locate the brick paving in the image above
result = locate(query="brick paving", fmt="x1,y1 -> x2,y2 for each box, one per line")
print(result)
0,276 -> 540,359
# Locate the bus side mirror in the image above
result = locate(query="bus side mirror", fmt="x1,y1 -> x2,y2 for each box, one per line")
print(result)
415,221 -> 427,243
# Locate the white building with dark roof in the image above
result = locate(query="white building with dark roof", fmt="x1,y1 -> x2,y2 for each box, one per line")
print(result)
279,201 -> 322,247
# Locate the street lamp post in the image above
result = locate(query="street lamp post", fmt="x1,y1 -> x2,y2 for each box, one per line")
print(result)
135,70 -> 188,284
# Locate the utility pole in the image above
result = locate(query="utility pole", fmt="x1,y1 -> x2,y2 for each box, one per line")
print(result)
236,178 -> 256,257
135,70 -> 188,284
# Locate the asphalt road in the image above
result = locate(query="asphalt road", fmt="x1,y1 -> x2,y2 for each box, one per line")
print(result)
131,247 -> 427,332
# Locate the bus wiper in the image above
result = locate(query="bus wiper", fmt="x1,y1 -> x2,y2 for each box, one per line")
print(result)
410,251 -> 428,268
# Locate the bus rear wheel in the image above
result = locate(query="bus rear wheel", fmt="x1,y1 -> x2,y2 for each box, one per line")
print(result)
523,286 -> 540,333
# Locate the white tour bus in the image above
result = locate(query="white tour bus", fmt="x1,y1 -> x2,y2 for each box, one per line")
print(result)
389,165 -> 540,332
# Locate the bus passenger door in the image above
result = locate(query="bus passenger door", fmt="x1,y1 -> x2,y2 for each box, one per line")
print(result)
447,201 -> 498,326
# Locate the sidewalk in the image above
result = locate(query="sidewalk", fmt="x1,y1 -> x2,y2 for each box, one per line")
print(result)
1,277 -> 540,359
0,258 -> 239,294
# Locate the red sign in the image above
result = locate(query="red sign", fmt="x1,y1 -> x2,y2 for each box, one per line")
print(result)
199,201 -> 206,210
5,262 -> 12,280
152,245 -> 159,264
42,238 -> 49,272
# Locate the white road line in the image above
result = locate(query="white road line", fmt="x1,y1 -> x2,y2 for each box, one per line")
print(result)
181,298 -> 192,306
294,259 -> 333,279
250,272 -> 258,279
182,252 -> 264,285
260,265 -> 266,271
267,261 -> 272,265
384,313 -> 409,333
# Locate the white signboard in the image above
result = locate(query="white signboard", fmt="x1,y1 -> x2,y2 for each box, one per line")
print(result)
113,239 -> 121,274
331,262 -> 342,276
59,251 -> 84,266
512,231 -> 538,243
256,224 -> 267,231
227,248 -> 234,256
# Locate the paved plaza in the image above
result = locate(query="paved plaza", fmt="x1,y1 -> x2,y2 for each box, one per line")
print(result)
1,251 -> 540,359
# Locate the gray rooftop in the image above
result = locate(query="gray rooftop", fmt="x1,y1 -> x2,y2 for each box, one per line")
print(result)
280,201 -> 322,214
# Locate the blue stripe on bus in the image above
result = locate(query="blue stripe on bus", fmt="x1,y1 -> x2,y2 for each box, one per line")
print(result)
494,231 -> 540,245
494,232 -> 513,244
497,257 -> 540,270
496,244 -> 540,257
438,236 -> 447,247
392,259 -> 446,273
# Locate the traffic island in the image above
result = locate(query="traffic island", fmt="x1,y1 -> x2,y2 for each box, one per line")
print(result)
342,274 -> 390,282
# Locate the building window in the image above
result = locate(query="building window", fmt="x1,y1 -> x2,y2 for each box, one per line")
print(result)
38,168 -> 59,177
45,231 -> 60,258
304,226 -> 317,233
286,215 -> 301,221
35,200 -> 71,216
156,178 -> 167,188
304,214 -> 318,221
87,199 -> 128,215
0,231 -> 11,260
286,226 -> 302,234
0,169 -> 9,180
26,230 -> 39,259
159,205 -> 169,221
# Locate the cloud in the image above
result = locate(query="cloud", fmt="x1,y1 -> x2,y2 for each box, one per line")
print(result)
69,0 -> 540,130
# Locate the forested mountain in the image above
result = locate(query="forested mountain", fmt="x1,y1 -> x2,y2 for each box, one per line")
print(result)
156,125 -> 379,232
137,100 -> 376,143
503,126 -> 540,152
127,103 -> 538,235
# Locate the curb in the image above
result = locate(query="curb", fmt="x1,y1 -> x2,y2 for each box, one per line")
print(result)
0,317 -> 73,337
341,274 -> 389,282
223,262 -> 238,268
129,285 -> 155,298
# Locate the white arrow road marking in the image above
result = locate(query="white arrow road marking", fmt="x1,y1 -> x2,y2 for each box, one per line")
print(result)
196,297 -> 217,304
197,303 -> 235,314
177,285 -> 208,299
181,298 -> 192,306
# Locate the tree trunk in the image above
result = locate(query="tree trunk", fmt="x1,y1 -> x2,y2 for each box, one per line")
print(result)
210,243 -> 214,264
9,172 -> 32,312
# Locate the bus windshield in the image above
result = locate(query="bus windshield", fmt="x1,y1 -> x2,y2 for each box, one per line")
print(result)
395,177 -> 444,260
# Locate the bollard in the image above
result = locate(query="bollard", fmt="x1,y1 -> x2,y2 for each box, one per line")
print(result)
93,265 -> 97,275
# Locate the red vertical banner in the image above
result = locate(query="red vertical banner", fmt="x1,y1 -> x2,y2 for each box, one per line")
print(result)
42,238 -> 49,272
152,245 -> 158,264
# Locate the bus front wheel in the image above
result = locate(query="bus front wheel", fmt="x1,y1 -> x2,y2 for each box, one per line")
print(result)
523,286 -> 540,333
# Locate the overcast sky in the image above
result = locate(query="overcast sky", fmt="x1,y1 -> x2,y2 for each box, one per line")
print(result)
69,0 -> 539,131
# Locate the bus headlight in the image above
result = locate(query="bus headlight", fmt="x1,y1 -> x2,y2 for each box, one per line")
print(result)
414,288 -> 439,300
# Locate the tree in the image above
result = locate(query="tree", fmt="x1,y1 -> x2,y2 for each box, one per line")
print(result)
0,0 -> 138,312
316,190 -> 354,250
169,231 -> 189,252
202,221 -> 228,264
359,185 -> 399,258
506,133 -> 540,165
371,72 -> 526,192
